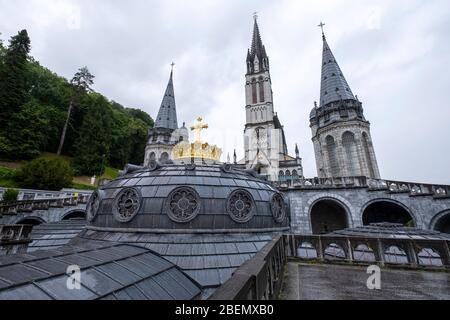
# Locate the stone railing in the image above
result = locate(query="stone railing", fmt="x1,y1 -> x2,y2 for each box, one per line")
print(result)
0,224 -> 33,245
288,234 -> 450,268
367,179 -> 450,199
0,224 -> 33,256
210,234 -> 450,300
274,177 -> 450,199
209,235 -> 287,300
0,195 -> 89,217
274,176 -> 369,189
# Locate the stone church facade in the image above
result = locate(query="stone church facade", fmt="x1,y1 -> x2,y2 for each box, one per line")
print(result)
242,18 -> 303,183
309,31 -> 380,179
143,69 -> 189,166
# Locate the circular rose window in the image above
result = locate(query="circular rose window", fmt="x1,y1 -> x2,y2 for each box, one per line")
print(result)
166,187 -> 200,223
227,189 -> 255,223
113,188 -> 141,223
86,190 -> 103,222
271,193 -> 286,223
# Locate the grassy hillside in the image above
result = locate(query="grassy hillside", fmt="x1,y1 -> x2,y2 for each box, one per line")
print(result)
0,153 -> 120,191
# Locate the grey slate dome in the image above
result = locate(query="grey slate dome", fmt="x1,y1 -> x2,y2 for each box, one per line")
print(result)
75,162 -> 289,297
86,163 -> 290,232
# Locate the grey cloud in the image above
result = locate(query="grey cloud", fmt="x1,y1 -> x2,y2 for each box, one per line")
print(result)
1,0 -> 449,183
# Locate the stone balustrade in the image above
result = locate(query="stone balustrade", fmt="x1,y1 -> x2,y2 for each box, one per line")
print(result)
0,224 -> 33,245
210,234 -> 450,301
0,195 -> 89,218
274,176 -> 449,199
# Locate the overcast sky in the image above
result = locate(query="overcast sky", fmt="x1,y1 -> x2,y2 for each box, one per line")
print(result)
1,0 -> 449,184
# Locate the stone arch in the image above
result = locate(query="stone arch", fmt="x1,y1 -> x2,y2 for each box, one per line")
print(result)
430,210 -> 450,234
62,210 -> 86,221
342,131 -> 359,176
16,216 -> 45,226
325,135 -> 340,177
361,199 -> 416,227
308,197 -> 352,234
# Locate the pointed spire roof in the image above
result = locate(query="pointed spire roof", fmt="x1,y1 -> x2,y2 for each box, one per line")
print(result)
155,68 -> 178,130
319,32 -> 356,107
251,17 -> 264,57
247,14 -> 269,74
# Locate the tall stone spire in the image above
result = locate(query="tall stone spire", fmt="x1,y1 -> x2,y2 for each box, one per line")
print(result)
155,66 -> 178,130
319,31 -> 355,107
246,14 -> 269,75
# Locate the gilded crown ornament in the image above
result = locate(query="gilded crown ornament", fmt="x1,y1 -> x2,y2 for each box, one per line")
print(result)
173,117 -> 222,162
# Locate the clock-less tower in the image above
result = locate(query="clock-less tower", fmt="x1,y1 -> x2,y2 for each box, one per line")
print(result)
243,16 -> 303,182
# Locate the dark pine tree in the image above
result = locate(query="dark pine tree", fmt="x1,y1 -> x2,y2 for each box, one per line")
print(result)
0,30 -> 31,128
73,93 -> 113,176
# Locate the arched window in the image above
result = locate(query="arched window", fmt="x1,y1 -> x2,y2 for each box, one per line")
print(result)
160,152 -> 169,162
251,79 -> 257,104
292,170 -> 299,180
362,132 -> 376,178
149,152 -> 156,160
326,136 -> 340,177
259,77 -> 265,103
342,131 -> 358,176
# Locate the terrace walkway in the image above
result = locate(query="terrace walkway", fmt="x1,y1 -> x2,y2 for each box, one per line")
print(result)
279,262 -> 450,300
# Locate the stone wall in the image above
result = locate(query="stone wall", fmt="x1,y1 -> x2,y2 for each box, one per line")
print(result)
285,187 -> 450,234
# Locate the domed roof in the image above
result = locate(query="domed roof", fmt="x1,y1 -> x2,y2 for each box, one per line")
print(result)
86,162 -> 290,232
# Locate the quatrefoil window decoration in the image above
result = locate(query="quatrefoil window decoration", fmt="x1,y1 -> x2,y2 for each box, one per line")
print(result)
167,187 -> 200,223
271,193 -> 286,223
86,190 -> 103,222
113,188 -> 141,223
227,189 -> 255,223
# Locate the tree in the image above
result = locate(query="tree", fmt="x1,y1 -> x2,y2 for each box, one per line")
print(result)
2,188 -> 19,202
0,30 -> 31,128
5,100 -> 51,159
17,158 -> 73,191
57,66 -> 94,155
73,93 -> 113,176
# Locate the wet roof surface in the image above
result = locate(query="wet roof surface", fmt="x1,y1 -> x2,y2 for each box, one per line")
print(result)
75,230 -> 275,298
330,223 -> 450,240
0,242 -> 201,300
28,220 -> 86,251
91,164 -> 288,232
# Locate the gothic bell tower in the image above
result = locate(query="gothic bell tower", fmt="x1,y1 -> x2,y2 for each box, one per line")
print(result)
243,15 -> 293,181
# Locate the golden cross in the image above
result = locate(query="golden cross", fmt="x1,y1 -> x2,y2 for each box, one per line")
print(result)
190,117 -> 209,143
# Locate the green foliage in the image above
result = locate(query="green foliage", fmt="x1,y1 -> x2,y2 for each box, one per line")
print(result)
0,29 -> 153,172
0,30 -> 31,128
73,94 -> 113,176
17,157 -> 73,191
0,167 -> 16,180
0,167 -> 18,188
2,188 -> 19,202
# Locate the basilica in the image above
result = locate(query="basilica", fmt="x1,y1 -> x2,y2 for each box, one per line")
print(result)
144,17 -> 378,184
0,17 -> 449,301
